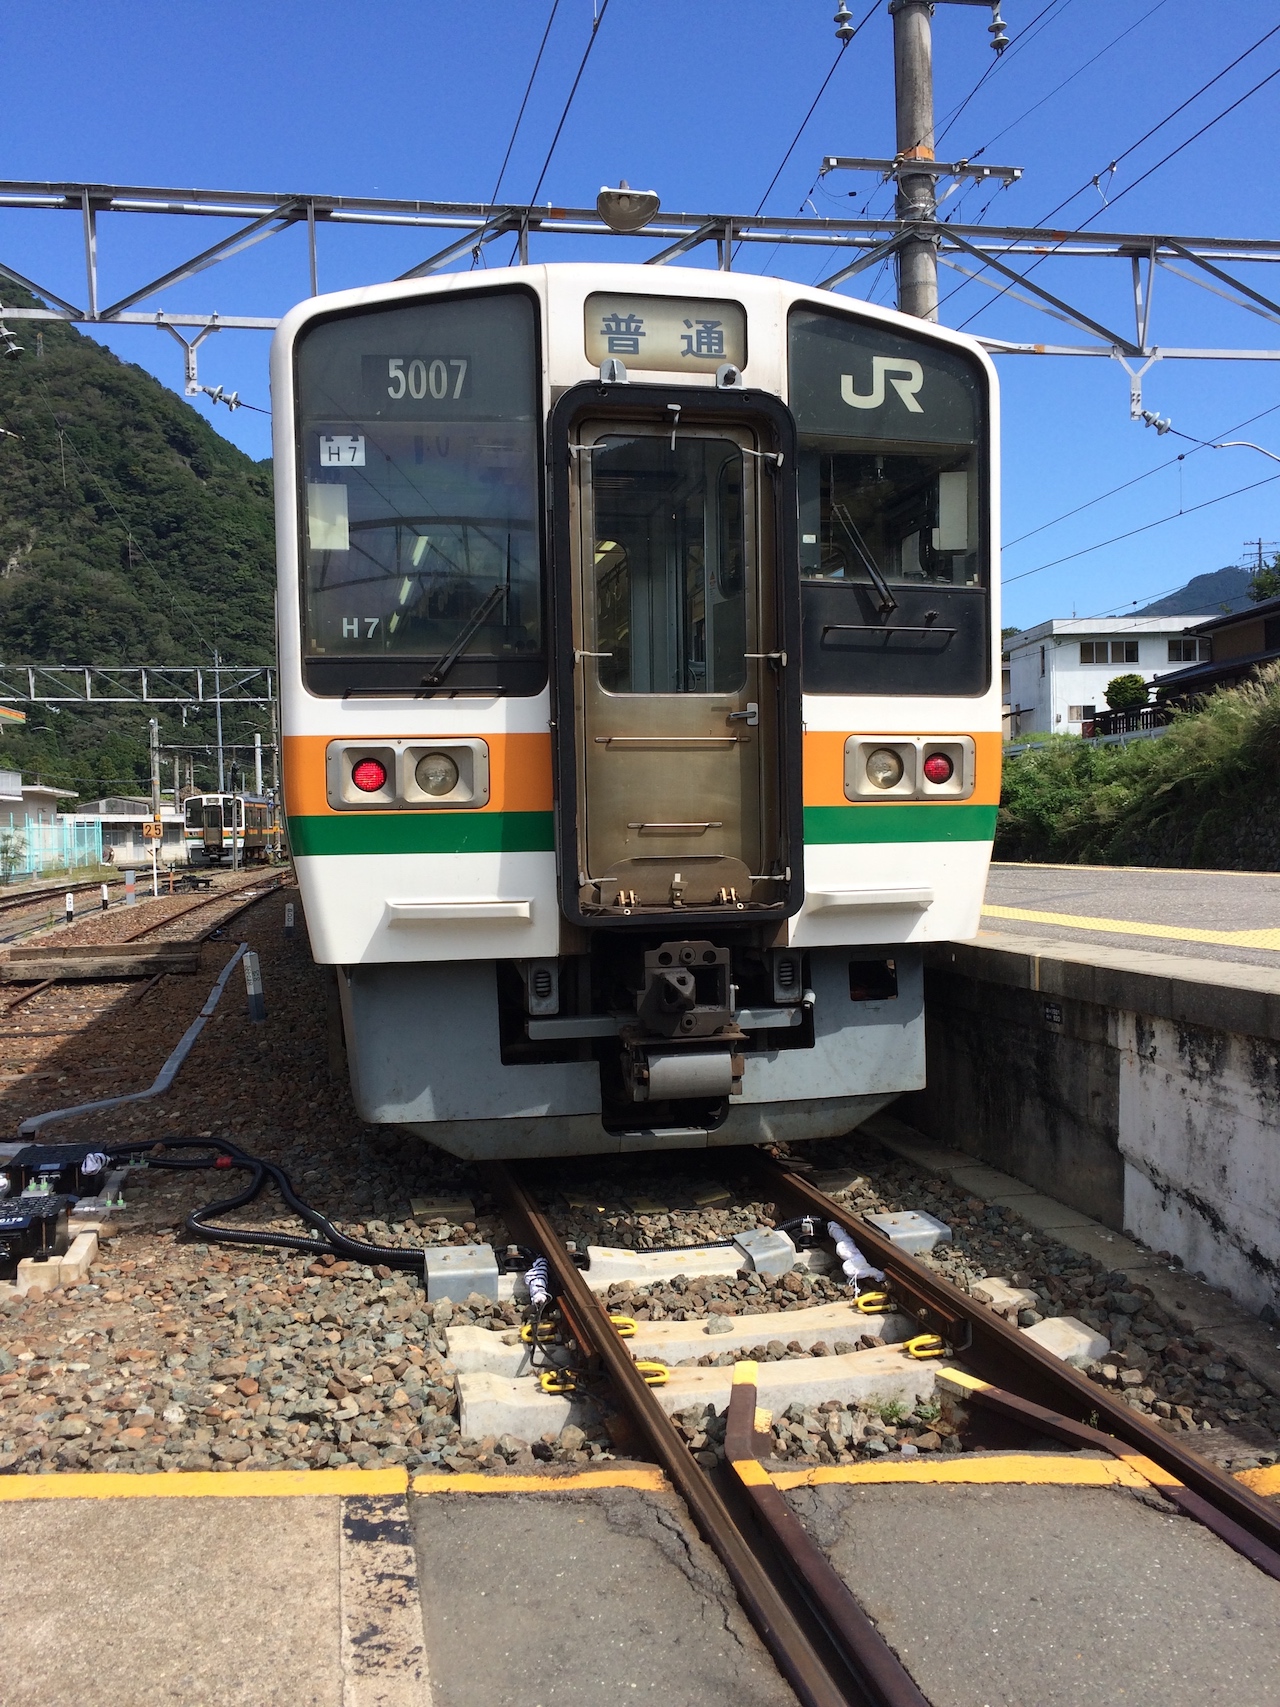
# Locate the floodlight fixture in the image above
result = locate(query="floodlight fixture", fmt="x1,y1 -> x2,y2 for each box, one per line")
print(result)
596,181 -> 660,234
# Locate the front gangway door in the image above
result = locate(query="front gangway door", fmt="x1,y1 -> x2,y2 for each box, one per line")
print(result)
555,394 -> 802,928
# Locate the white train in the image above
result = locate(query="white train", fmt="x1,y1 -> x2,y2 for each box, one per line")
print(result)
271,264 -> 1001,1159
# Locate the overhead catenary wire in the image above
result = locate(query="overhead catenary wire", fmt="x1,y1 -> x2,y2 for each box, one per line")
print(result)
509,0 -> 611,264
939,19 -> 1280,323
1004,467 -> 1280,587
962,0 -> 1173,158
482,0 -> 563,221
1004,401 -> 1280,550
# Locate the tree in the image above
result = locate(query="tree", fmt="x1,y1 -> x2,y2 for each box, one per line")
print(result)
1247,554 -> 1280,603
1105,673 -> 1149,712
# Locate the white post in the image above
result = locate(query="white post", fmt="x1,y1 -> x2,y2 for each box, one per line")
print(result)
65,890 -> 74,927
125,869 -> 137,906
100,882 -> 109,912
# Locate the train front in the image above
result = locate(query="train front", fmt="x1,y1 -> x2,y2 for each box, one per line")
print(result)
272,265 -> 999,1159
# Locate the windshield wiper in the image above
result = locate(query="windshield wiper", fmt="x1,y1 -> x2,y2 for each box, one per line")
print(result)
831,503 -> 899,615
421,584 -> 507,687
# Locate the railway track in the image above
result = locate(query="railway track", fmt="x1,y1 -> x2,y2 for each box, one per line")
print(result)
489,1155 -> 1280,1707
117,874 -> 285,942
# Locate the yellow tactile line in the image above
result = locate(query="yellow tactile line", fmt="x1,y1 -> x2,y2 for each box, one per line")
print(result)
411,1468 -> 667,1495
0,1460 -> 1273,1502
982,903 -> 1280,952
0,1467 -> 409,1501
0,1466 -> 667,1502
771,1453 -> 1153,1490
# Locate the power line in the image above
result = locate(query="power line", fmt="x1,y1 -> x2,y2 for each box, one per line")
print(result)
961,0 -> 1172,157
1003,400 -> 1280,550
934,0 -> 1072,152
485,0 -> 562,211
940,19 -> 1280,322
1004,467 -> 1280,586
737,5 -> 878,272
525,0 -> 611,210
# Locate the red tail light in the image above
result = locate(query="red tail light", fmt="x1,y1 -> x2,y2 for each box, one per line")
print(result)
922,752 -> 954,785
351,758 -> 388,793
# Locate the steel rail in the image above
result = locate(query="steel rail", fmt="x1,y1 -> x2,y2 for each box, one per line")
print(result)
484,1162 -> 863,1707
119,873 -> 285,942
753,1155 -> 1280,1562
724,1363 -> 930,1707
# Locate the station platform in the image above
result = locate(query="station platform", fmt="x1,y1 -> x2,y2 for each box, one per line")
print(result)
984,861 -> 1280,968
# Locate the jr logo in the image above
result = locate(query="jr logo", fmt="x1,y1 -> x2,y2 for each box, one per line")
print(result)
841,357 -> 925,413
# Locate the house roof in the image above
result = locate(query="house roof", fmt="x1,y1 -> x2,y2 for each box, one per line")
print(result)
1153,647 -> 1280,693
1003,615 -> 1202,651
1188,593 -> 1280,634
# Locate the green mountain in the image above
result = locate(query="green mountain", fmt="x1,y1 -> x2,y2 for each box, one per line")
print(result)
0,287 -> 276,798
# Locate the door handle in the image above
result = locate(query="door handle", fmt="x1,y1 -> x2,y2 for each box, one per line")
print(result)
727,703 -> 759,726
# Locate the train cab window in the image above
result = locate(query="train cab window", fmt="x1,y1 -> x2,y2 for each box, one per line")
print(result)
293,288 -> 544,696
788,307 -> 990,696
591,435 -> 747,694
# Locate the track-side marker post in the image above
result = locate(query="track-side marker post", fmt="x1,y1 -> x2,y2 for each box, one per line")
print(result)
243,950 -> 265,1023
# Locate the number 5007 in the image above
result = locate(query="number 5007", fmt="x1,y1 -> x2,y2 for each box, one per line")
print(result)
387,357 -> 468,400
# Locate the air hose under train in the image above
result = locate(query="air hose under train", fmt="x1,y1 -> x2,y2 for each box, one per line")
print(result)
101,1136 -> 439,1272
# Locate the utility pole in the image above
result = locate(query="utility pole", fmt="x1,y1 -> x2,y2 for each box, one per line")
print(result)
148,717 -> 161,817
254,731 -> 263,796
830,1 -> 1009,321
213,647 -> 225,793
891,0 -> 938,321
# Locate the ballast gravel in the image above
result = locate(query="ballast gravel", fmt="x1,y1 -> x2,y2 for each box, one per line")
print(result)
1,883 -> 1275,1479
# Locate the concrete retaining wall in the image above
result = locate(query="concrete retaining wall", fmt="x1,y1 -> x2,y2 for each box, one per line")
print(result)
900,933 -> 1280,1317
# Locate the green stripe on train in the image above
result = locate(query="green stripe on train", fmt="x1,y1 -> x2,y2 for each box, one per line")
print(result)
288,811 -> 555,857
803,803 -> 998,844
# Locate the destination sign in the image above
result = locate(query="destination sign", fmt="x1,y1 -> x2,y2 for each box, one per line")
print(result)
584,293 -> 746,374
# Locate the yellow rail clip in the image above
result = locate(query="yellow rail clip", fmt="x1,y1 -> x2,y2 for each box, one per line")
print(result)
634,1360 -> 669,1387
608,1315 -> 637,1338
905,1333 -> 946,1359
520,1320 -> 559,1345
855,1291 -> 889,1314
539,1369 -> 579,1395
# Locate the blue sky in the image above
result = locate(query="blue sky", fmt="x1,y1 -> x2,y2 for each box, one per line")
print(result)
2,0 -> 1277,632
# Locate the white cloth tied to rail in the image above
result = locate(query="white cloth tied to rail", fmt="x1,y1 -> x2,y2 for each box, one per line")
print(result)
828,1220 -> 884,1297
524,1255 -> 551,1311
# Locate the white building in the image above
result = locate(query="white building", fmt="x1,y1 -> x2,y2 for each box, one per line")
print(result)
1003,617 -> 1210,737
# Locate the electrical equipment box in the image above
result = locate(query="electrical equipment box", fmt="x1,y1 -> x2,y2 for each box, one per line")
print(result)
10,1144 -> 109,1198
0,1194 -> 70,1279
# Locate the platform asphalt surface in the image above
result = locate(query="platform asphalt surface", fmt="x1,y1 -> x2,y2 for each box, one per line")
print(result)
5,1468 -> 1280,1706
984,862 -> 1280,968
789,1480 -> 1280,1707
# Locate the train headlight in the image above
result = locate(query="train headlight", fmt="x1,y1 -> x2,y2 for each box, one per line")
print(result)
352,757 -> 388,793
865,748 -> 905,790
415,751 -> 459,796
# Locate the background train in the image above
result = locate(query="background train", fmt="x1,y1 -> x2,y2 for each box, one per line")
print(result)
272,264 -> 1001,1159
183,793 -> 274,866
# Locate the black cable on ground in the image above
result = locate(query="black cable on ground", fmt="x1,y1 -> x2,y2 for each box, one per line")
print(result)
102,1136 -> 429,1271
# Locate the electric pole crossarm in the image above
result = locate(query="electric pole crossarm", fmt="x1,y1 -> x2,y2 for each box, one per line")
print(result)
942,229 -> 1142,354
822,156 -> 1021,184
95,203 -> 302,321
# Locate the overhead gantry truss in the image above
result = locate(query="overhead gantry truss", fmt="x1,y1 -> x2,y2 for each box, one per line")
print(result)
0,179 -> 1278,413
0,664 -> 275,706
